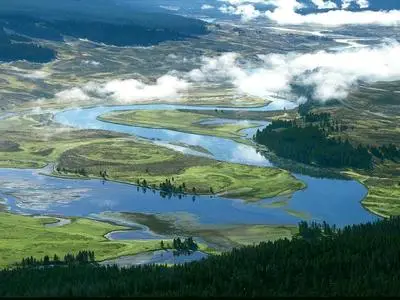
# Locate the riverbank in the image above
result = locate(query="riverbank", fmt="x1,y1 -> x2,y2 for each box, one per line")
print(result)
344,167 -> 400,218
95,211 -> 299,251
55,139 -> 305,201
0,212 -> 167,268
97,109 -> 262,140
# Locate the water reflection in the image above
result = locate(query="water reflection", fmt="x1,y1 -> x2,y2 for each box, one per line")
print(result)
100,250 -> 209,268
0,168 -> 379,228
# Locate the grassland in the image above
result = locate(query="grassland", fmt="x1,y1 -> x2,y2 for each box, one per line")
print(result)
98,110 -> 261,139
344,163 -> 400,218
0,113 -> 127,169
56,139 -> 305,201
0,111 -> 304,202
0,212 -> 166,268
179,108 -> 298,122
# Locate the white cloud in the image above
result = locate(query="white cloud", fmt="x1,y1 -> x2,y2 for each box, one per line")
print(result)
53,41 -> 400,106
342,0 -> 369,9
356,0 -> 370,9
98,75 -> 190,103
311,0 -> 338,9
188,41 -> 400,102
219,4 -> 261,21
201,4 -> 214,10
55,87 -> 90,102
188,53 -> 243,82
218,0 -> 400,26
265,5 -> 400,26
55,75 -> 190,104
219,0 -> 269,5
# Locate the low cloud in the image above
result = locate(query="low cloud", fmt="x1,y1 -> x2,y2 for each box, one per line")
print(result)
201,4 -> 215,10
342,0 -> 369,9
55,75 -> 190,104
217,0 -> 400,26
311,0 -> 337,9
187,41 -> 400,102
98,75 -> 190,103
265,6 -> 400,26
55,87 -> 91,102
220,4 -> 261,21
53,41 -> 400,106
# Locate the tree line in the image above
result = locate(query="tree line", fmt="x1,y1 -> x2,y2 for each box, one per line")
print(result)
56,167 -> 88,176
369,143 -> 400,161
254,122 -> 373,169
17,251 -> 96,268
254,111 -> 400,169
0,28 -> 56,63
136,177 -> 214,199
2,217 -> 400,296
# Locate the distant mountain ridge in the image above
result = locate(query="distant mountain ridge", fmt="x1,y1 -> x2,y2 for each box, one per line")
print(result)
0,0 -> 208,62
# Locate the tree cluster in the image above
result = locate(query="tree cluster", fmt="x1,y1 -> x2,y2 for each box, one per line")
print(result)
135,177 -> 208,199
369,144 -> 400,161
172,237 -> 198,253
2,218 -> 400,296
254,123 -> 372,169
99,170 -> 108,180
56,167 -> 88,176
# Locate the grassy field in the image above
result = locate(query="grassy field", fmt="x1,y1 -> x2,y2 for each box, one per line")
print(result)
98,110 -> 261,139
0,212 -> 166,268
344,164 -> 400,218
56,139 -> 305,201
0,113 -> 127,169
179,108 -> 297,121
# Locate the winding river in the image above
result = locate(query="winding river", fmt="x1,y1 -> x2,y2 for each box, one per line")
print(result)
0,101 -> 380,264
0,101 -> 378,225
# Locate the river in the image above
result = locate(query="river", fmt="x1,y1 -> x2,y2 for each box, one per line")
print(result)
0,101 -> 380,265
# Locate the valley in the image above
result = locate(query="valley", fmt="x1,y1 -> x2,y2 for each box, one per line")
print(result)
0,1 -> 399,296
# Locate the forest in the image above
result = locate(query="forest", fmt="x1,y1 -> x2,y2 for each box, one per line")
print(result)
1,217 -> 400,296
0,28 -> 56,63
254,111 -> 400,169
254,121 -> 373,169
0,12 -> 208,48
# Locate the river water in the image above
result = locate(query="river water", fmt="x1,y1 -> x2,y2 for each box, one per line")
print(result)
0,102 -> 380,265
0,102 -> 378,227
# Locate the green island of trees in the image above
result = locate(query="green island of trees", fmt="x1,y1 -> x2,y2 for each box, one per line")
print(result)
160,237 -> 199,256
2,217 -> 400,296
